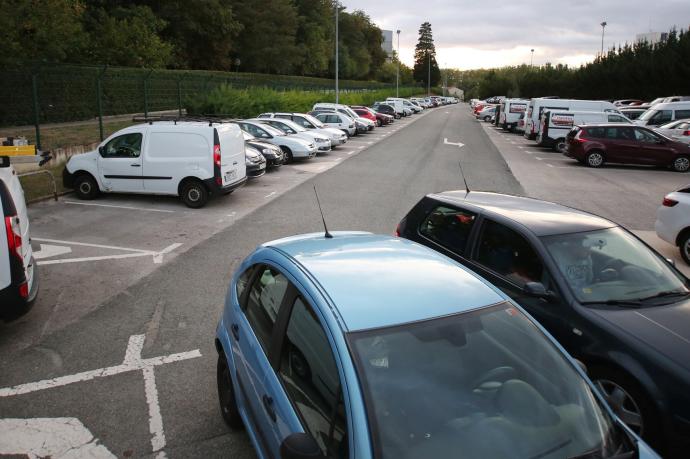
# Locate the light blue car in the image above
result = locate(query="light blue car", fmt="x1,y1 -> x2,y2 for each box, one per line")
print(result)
215,232 -> 659,459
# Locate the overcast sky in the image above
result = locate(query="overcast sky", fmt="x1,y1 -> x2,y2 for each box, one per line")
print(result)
340,0 -> 690,69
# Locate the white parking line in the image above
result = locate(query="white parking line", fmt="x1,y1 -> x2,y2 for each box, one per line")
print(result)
64,201 -> 175,213
32,238 -> 182,266
265,191 -> 276,198
32,238 -> 152,254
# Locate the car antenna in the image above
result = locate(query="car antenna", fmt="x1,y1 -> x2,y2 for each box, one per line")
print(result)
313,185 -> 333,239
458,160 -> 471,194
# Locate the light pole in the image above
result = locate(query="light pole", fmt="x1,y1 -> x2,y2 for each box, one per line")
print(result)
396,29 -> 400,97
600,21 -> 607,58
335,1 -> 339,104
530,49 -> 534,67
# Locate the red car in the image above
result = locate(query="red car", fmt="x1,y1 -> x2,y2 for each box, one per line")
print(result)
351,106 -> 393,127
565,124 -> 690,172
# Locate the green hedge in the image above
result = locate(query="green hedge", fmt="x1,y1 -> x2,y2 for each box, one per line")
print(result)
188,85 -> 422,118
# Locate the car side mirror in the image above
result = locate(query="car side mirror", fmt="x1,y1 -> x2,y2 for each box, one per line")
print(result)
98,146 -> 106,157
523,281 -> 548,298
280,433 -> 325,459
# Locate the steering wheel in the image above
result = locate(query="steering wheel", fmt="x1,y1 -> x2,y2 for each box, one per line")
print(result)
598,259 -> 622,281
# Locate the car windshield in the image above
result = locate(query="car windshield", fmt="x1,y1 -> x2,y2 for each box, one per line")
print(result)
260,123 -> 286,136
348,303 -> 630,459
542,227 -> 688,305
303,114 -> 324,128
636,109 -> 658,121
278,119 -> 307,132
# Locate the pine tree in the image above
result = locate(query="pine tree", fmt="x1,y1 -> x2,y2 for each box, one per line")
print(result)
413,22 -> 441,87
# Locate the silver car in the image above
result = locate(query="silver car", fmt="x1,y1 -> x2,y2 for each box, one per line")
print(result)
258,113 -> 347,147
250,118 -> 332,153
655,118 -> 690,144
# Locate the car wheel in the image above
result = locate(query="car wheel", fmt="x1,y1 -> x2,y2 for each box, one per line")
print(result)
74,174 -> 99,200
679,230 -> 690,265
585,151 -> 605,168
180,180 -> 209,208
554,138 -> 567,153
377,119 -> 382,127
590,366 -> 659,445
672,155 -> 689,172
280,146 -> 293,163
217,354 -> 244,429
484,116 -> 491,122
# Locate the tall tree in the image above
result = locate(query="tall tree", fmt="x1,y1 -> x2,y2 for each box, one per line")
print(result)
413,22 -> 441,87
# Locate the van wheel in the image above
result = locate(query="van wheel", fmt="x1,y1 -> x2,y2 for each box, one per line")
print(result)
585,151 -> 605,168
280,146 -> 293,163
679,230 -> 690,265
74,174 -> 99,200
672,155 -> 689,172
180,180 -> 209,208
554,138 -> 567,153
217,354 -> 244,429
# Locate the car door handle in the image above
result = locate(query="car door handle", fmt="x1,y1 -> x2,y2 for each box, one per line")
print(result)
262,395 -> 277,422
131,164 -> 141,167
231,323 -> 240,341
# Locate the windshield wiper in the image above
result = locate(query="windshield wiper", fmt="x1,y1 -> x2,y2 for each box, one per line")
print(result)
581,299 -> 642,308
637,290 -> 690,302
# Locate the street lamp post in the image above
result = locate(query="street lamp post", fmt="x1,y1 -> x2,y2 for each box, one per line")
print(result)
335,2 -> 339,104
600,21 -> 607,58
530,49 -> 534,67
396,29 -> 400,97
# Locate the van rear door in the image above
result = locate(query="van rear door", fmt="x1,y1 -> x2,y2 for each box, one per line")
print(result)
0,180 -> 10,293
215,124 -> 246,186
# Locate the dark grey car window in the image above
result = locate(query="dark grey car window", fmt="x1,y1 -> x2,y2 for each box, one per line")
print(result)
244,266 -> 289,351
675,110 -> 690,119
279,296 -> 348,458
475,220 -> 546,287
103,133 -> 142,158
634,128 -> 659,143
420,206 -> 477,255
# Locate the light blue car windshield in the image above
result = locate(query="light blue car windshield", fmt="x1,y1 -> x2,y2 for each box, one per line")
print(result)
348,303 -> 632,459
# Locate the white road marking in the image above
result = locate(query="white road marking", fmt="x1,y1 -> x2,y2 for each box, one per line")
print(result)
227,211 -> 237,218
517,146 -> 524,149
152,243 -> 183,264
0,334 -> 202,457
33,237 -> 153,254
347,151 -> 355,155
0,417 -> 116,458
32,238 -> 183,266
33,244 -> 72,260
64,201 -> 175,213
443,138 -> 465,148
358,146 -> 365,149
38,252 -> 152,266
265,191 -> 276,198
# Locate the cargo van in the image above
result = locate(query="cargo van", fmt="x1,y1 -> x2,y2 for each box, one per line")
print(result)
499,99 -> 529,131
384,99 -> 409,117
635,102 -> 690,127
0,156 -> 39,319
524,98 -> 618,140
538,110 -> 632,152
64,120 -> 247,208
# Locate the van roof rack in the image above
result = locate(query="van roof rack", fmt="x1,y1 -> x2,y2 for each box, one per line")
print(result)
131,115 -> 237,126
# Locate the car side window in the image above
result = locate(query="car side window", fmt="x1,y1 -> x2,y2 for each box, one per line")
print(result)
634,128 -> 658,143
650,110 -> 672,123
617,127 -> 635,140
103,133 -> 142,158
326,115 -> 338,124
294,116 -> 311,128
244,266 -> 289,351
475,220 -> 546,287
235,266 -> 254,302
604,127 -> 619,139
420,206 -> 477,255
279,296 -> 348,458
608,115 -> 627,123
675,110 -> 690,119
316,114 -> 328,123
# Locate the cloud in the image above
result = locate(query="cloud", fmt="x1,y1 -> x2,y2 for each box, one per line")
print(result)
340,0 -> 690,69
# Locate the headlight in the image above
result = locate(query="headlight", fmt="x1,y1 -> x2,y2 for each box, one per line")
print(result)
262,148 -> 272,154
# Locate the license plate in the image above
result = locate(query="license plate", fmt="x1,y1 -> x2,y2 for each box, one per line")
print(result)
225,170 -> 237,182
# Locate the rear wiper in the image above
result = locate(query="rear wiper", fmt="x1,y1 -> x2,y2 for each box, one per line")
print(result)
637,290 -> 690,302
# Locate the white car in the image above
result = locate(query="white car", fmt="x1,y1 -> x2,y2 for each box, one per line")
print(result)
313,112 -> 356,137
65,121 -> 247,208
655,185 -> 690,265
257,113 -> 347,147
0,156 -> 39,319
236,120 -> 316,162
250,118 -> 331,153
312,103 -> 376,131
654,119 -> 690,144
403,99 -> 422,113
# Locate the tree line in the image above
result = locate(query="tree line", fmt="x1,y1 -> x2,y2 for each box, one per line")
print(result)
456,28 -> 690,101
1,0 -> 418,82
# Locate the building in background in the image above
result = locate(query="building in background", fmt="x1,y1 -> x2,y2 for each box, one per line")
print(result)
635,31 -> 669,45
382,30 -> 393,60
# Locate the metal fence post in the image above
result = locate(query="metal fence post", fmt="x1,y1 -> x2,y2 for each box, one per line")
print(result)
97,65 -> 107,141
31,72 -> 41,151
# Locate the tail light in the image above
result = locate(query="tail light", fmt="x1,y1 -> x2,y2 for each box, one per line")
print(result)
662,197 -> 679,207
395,223 -> 400,237
4,215 -> 28,298
683,130 -> 690,136
213,144 -> 222,185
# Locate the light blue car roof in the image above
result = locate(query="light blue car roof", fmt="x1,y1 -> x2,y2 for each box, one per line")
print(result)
264,232 -> 505,332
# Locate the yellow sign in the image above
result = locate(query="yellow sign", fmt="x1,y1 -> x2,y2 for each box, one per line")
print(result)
0,145 -> 36,156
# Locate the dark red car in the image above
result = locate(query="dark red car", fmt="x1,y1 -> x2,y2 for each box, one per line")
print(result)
351,106 -> 392,127
565,124 -> 690,172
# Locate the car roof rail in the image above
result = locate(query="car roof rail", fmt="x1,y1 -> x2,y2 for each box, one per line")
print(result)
132,114 -> 238,126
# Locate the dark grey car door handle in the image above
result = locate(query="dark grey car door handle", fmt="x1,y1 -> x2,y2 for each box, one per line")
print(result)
231,323 -> 240,341
131,164 -> 141,167
262,395 -> 276,422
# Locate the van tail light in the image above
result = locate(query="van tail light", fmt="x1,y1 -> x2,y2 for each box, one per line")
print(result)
5,215 -> 28,298
662,197 -> 679,207
395,223 -> 400,237
213,144 -> 222,185
683,130 -> 690,136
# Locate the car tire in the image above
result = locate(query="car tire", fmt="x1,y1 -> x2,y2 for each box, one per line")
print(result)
377,119 -> 382,127
589,366 -> 660,447
554,138 -> 567,153
585,151 -> 605,168
217,354 -> 244,430
672,155 -> 690,172
180,180 -> 209,208
74,174 -> 99,200
483,116 -> 491,122
280,146 -> 293,163
679,230 -> 690,265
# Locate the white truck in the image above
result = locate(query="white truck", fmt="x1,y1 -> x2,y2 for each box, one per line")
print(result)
499,99 -> 529,131
524,98 -> 618,140
537,110 -> 631,152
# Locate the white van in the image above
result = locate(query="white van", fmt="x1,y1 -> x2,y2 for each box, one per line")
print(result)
499,99 -> 529,131
524,98 -> 618,140
384,99 -> 409,117
635,102 -> 690,127
0,156 -> 39,319
538,110 -> 632,152
65,121 -> 247,208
